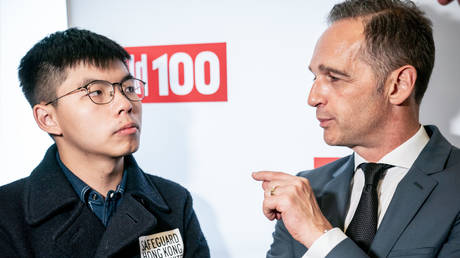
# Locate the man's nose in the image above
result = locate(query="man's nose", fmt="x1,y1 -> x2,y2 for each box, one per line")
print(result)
112,85 -> 133,114
307,78 -> 327,107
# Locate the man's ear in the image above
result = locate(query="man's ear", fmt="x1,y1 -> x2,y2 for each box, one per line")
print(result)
386,65 -> 417,105
33,103 -> 63,136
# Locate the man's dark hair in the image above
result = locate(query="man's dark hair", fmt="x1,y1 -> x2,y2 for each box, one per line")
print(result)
18,28 -> 130,107
328,0 -> 435,104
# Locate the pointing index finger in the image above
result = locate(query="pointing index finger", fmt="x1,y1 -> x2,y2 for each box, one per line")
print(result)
252,171 -> 293,182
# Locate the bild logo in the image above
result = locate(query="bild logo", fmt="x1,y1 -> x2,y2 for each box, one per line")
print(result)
125,43 -> 227,103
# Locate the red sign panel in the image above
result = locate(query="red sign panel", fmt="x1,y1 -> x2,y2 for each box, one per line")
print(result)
125,43 -> 227,103
314,157 -> 340,168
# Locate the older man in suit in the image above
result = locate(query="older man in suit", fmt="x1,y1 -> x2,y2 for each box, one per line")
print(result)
253,0 -> 460,257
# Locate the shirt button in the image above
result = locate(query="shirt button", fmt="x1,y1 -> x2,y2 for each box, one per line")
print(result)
109,192 -> 115,198
92,193 -> 98,200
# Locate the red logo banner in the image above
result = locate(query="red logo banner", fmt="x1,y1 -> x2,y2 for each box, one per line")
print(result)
125,43 -> 227,103
314,157 -> 340,168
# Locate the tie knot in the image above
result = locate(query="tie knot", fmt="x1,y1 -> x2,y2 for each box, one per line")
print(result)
358,163 -> 393,186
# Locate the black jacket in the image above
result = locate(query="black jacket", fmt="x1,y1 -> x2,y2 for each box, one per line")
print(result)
0,145 -> 209,258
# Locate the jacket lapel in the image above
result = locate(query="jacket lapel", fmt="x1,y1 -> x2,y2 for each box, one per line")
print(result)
318,155 -> 355,230
25,145 -> 106,257
25,145 -> 77,225
94,194 -> 159,257
53,203 -> 106,257
370,125 -> 451,257
94,155 -> 171,257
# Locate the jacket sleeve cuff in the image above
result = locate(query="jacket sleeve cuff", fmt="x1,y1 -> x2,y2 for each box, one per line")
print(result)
301,228 -> 348,258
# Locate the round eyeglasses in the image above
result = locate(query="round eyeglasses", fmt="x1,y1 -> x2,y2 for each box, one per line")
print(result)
46,77 -> 145,105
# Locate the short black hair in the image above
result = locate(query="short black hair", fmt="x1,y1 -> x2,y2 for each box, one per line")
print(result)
18,27 -> 131,107
328,0 -> 435,104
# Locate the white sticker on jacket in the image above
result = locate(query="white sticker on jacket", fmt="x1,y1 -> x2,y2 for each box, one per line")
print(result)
139,228 -> 183,258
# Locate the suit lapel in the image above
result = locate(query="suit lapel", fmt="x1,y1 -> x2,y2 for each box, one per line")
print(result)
319,155 -> 355,230
370,125 -> 451,257
370,167 -> 438,257
94,194 -> 158,257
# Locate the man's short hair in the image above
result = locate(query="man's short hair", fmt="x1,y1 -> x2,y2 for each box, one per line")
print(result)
328,0 -> 435,104
18,28 -> 130,107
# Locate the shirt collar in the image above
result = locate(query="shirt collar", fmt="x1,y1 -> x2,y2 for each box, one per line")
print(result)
354,125 -> 430,170
56,151 -> 169,212
56,151 -> 128,202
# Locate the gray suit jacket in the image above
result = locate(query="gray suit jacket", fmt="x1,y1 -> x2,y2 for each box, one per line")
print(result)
267,125 -> 460,258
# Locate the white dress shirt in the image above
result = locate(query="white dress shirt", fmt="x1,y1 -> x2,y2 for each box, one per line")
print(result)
303,126 -> 430,258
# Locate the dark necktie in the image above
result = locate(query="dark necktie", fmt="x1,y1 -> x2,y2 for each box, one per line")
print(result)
346,162 -> 393,253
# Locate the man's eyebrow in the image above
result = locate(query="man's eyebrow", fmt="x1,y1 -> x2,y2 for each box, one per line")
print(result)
121,74 -> 133,82
309,64 -> 350,78
318,64 -> 350,78
79,78 -> 97,87
78,74 -> 132,86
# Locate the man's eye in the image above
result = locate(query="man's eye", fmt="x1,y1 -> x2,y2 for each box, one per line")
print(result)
124,86 -> 136,93
88,90 -> 103,97
327,74 -> 339,82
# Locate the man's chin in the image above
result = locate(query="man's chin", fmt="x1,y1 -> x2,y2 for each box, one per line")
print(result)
323,132 -> 344,147
323,131 -> 335,146
324,135 -> 355,149
125,144 -> 140,155
324,139 -> 341,146
111,142 -> 140,157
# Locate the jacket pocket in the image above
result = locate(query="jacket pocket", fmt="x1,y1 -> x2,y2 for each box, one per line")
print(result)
388,247 -> 435,257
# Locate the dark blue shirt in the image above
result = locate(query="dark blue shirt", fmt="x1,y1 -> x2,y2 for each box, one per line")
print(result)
56,152 -> 127,226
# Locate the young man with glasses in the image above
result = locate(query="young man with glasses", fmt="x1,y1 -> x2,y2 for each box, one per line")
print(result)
0,28 -> 209,258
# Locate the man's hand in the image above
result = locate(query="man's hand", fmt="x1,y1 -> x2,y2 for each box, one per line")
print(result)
438,0 -> 460,5
252,171 -> 333,248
